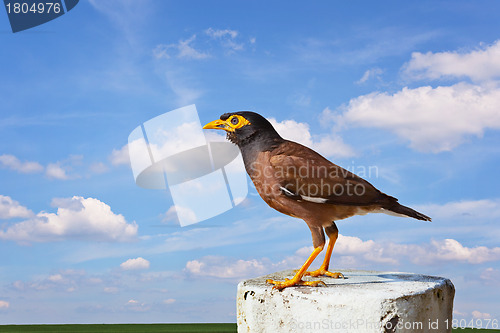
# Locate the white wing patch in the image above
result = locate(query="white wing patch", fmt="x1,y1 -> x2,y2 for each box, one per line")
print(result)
280,186 -> 296,197
280,186 -> 328,203
300,195 -> 328,204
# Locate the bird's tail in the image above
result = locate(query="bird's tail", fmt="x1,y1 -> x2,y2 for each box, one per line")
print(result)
385,203 -> 431,221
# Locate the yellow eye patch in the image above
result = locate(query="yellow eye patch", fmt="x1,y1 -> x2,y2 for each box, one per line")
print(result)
227,115 -> 251,130
203,114 -> 252,132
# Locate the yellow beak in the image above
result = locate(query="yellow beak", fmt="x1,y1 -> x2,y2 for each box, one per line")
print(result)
203,119 -> 232,131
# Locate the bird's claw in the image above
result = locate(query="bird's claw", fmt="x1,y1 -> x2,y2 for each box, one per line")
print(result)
304,268 -> 345,279
266,278 -> 326,290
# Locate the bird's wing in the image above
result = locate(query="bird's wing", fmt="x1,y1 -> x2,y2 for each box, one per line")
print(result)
269,142 -> 391,206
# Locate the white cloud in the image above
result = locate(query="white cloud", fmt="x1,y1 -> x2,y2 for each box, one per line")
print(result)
404,40 -> 500,82
153,28 -> 247,61
163,298 -> 176,305
330,41 -> 500,153
336,235 -> 399,265
453,309 -> 467,317
89,162 -> 109,174
205,28 -> 243,52
46,163 -> 70,180
12,269 -> 88,293
103,286 -> 119,294
148,121 -> 204,160
356,67 -> 383,84
418,199 -> 500,220
480,267 -> 500,284
336,235 -> 500,265
183,245 -> 348,280
65,217 -> 296,263
120,257 -> 150,270
335,83 -> 500,152
51,197 -> 85,211
0,195 -> 33,219
0,196 -> 138,243
185,235 -> 500,280
312,135 -> 356,160
185,256 -> 268,279
153,35 -> 209,60
48,274 -> 63,282
162,206 -> 178,224
268,117 -> 355,158
472,310 -> 491,319
152,45 -> 171,59
268,117 -> 313,146
0,300 -> 9,309
428,239 -> 500,264
124,299 -> 150,312
162,206 -> 196,225
0,154 -> 86,180
336,235 -> 376,254
109,144 -> 130,166
45,156 -> 82,180
0,154 -> 43,174
205,28 -> 238,39
177,35 -> 210,59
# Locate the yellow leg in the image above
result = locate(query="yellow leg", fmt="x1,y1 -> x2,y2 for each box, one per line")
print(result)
305,232 -> 344,279
266,246 -> 326,290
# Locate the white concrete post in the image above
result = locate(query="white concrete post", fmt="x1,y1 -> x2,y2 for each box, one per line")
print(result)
237,269 -> 454,333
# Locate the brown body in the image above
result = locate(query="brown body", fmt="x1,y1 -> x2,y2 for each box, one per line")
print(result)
204,111 -> 430,289
246,141 -> 405,247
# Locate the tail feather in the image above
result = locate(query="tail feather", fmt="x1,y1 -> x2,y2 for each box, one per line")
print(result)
386,203 -> 431,221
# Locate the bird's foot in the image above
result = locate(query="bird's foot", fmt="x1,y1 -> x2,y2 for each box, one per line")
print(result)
266,277 -> 326,290
304,267 -> 344,279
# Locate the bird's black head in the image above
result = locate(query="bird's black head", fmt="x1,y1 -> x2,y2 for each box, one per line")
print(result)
203,111 -> 283,149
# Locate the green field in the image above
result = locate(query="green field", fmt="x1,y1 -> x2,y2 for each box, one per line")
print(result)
0,324 -> 236,333
454,329 -> 500,333
0,324 -> 498,332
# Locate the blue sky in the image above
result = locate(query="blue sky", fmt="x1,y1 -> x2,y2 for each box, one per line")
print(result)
1,0 -> 500,325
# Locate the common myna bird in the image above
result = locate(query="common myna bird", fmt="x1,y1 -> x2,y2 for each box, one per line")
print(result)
203,111 -> 430,290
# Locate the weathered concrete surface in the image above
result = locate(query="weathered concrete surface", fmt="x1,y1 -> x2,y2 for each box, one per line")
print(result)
237,269 -> 454,333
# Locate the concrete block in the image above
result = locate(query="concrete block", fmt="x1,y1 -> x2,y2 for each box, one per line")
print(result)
237,269 -> 454,333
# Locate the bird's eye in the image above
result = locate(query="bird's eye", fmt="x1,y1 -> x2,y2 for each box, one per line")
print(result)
231,117 -> 239,125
